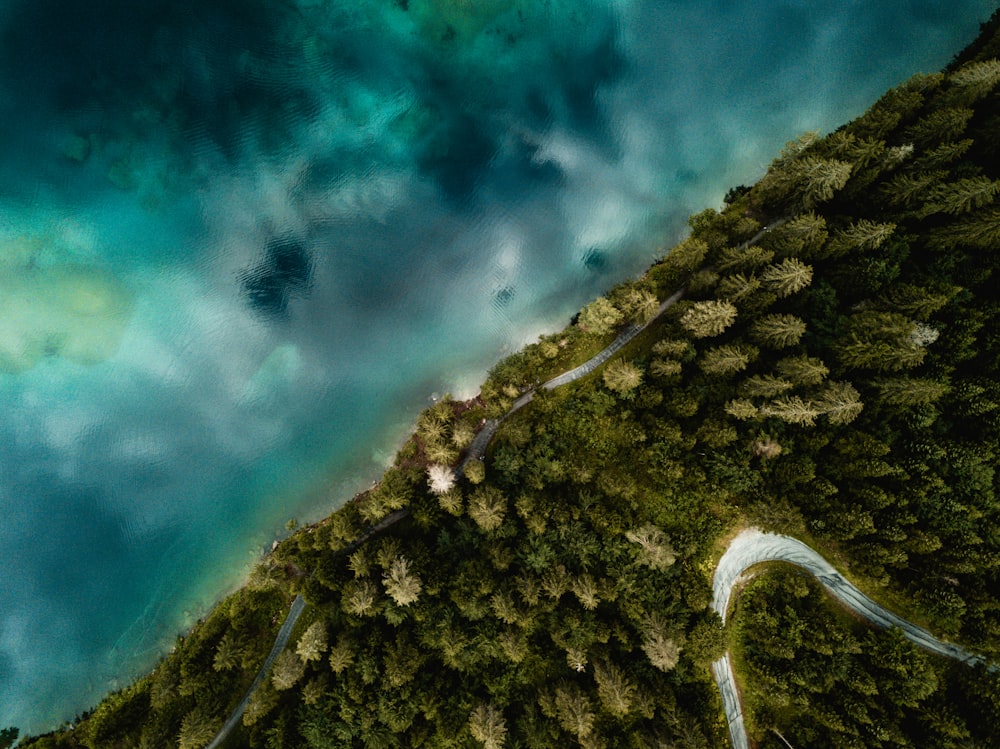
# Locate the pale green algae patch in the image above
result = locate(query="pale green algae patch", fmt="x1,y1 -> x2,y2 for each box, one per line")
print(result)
0,244 -> 134,373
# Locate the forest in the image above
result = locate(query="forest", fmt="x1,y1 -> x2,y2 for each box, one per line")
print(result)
12,8 -> 1000,749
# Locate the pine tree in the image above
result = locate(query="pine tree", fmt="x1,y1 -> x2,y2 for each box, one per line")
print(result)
271,649 -> 306,691
885,283 -> 958,320
329,637 -> 355,674
617,287 -> 661,324
903,107 -> 974,146
578,296 -> 623,335
297,620 -> 328,663
469,704 -> 508,749
928,207 -> 1000,250
641,624 -> 682,672
909,139 -> 973,171
947,57 -> 1000,103
680,300 -> 738,338
650,358 -> 683,378
177,706 -> 219,749
725,398 -> 759,420
625,523 -> 676,570
717,244 -> 774,272
760,258 -> 813,297
213,631 -> 243,672
603,359 -> 643,393
882,170 -> 947,208
817,381 -> 864,425
760,395 -> 822,426
554,685 -> 596,739
740,374 -> 795,398
468,485 -> 507,531
750,314 -> 807,349
699,344 -> 757,376
594,659 -> 637,717
428,464 -> 456,495
919,176 -> 1000,216
571,574 -> 600,610
776,355 -> 829,386
789,156 -> 854,209
383,557 -> 422,606
823,219 -> 896,257
716,272 -> 761,303
765,211 -> 828,258
876,377 -> 950,407
343,580 -> 379,617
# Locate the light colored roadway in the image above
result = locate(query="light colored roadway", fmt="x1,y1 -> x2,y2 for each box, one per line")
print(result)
711,528 -> 992,749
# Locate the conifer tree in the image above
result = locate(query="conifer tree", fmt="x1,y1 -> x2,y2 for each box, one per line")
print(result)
625,523 -> 677,571
717,244 -> 774,272
919,176 -> 1000,216
876,377 -> 950,407
177,707 -> 219,749
469,485 -> 508,531
213,632 -> 243,672
885,283 -> 958,321
699,344 -> 757,377
760,257 -> 813,297
765,211 -> 828,257
776,355 -> 829,386
929,207 -> 1000,250
750,314 -> 807,349
271,649 -> 305,691
383,556 -> 422,606
469,704 -> 508,749
297,620 -> 328,663
680,300 -> 738,338
904,107 -> 974,145
328,637 -> 355,674
909,139 -> 973,171
789,156 -> 854,209
760,396 -> 822,426
817,381 -> 864,425
642,625 -> 681,672
603,359 -> 643,394
553,685 -> 596,740
650,358 -> 683,378
716,272 -> 761,303
740,374 -> 795,398
578,297 -> 623,336
343,580 -> 379,617
882,170 -> 946,208
594,659 -> 637,717
725,398 -> 759,420
824,219 -> 896,257
947,58 -> 1000,103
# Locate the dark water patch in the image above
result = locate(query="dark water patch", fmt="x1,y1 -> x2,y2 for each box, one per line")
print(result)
242,235 -> 314,318
0,0 -> 318,159
583,248 -> 608,272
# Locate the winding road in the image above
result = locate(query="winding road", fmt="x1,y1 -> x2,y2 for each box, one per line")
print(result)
711,529 -> 993,749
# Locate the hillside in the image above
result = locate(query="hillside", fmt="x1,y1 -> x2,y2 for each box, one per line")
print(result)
14,9 -> 1000,749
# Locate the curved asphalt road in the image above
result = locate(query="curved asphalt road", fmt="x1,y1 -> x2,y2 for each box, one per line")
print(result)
711,529 -> 993,749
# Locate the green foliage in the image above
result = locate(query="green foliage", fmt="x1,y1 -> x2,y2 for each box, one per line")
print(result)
602,358 -> 643,393
578,296 -> 623,336
680,300 -> 738,338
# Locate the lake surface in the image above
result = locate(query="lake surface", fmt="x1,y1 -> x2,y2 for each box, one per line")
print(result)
0,0 -> 994,733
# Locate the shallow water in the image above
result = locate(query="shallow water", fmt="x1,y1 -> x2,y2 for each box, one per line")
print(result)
0,0 -> 994,733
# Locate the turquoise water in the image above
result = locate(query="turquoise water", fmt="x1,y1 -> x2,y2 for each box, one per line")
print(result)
0,0 -> 994,733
